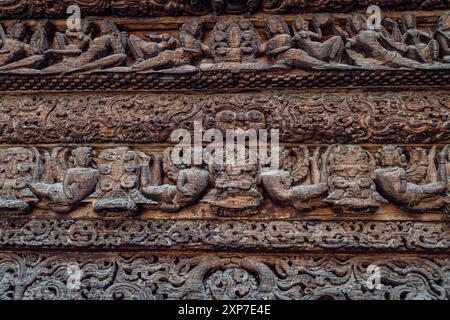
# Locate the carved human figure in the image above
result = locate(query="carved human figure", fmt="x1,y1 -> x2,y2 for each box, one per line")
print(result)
261,146 -> 328,212
63,19 -> 128,74
291,14 -> 345,63
202,17 -> 266,70
211,0 -> 261,14
29,147 -> 98,213
40,18 -> 94,74
0,20 -> 48,71
323,145 -> 385,214
139,148 -> 210,212
131,18 -> 205,72
436,11 -> 450,63
400,12 -> 439,63
344,13 -> 431,69
374,145 -> 448,212
92,147 -> 156,216
0,147 -> 42,215
201,108 -> 266,216
260,16 -> 331,70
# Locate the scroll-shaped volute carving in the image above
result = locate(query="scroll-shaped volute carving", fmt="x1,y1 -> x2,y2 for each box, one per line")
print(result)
140,148 -> 210,212
323,145 -> 385,214
129,18 -> 204,73
28,147 -> 98,213
184,257 -> 275,300
374,145 -> 448,212
0,147 -> 42,215
261,146 -> 328,212
92,147 -> 156,216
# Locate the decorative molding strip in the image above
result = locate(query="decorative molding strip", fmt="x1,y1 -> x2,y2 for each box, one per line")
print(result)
1,92 -> 449,144
0,218 -> 448,251
0,70 -> 449,91
0,0 -> 447,18
0,252 -> 448,300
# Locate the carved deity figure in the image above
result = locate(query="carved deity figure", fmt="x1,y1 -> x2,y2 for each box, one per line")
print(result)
202,17 -> 267,71
260,146 -> 328,212
260,16 -> 331,70
140,148 -> 210,212
40,18 -> 94,74
436,11 -> 450,63
345,13 -> 431,69
291,14 -> 345,63
374,145 -> 448,212
400,12 -> 439,63
92,147 -> 156,216
201,108 -> 266,216
29,147 -> 98,213
62,19 -> 128,74
130,18 -> 205,73
211,0 -> 261,14
323,145 -> 385,214
0,20 -> 50,72
0,147 -> 42,215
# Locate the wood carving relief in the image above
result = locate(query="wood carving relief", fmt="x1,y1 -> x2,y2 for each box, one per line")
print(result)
0,1 -> 448,301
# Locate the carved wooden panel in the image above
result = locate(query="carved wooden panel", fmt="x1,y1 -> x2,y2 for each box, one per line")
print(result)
0,2 -> 449,301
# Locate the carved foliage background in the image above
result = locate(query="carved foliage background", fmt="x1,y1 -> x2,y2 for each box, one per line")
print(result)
0,252 -> 448,300
0,91 -> 449,144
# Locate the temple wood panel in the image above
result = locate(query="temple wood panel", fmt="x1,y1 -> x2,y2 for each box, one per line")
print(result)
0,0 -> 449,300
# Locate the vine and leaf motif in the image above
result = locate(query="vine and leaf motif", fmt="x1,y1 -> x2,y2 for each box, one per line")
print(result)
0,253 -> 448,300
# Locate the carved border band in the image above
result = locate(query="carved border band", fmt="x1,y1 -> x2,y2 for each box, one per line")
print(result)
0,70 -> 449,91
0,218 -> 448,251
0,0 -> 448,18
0,252 -> 448,300
1,91 -> 449,144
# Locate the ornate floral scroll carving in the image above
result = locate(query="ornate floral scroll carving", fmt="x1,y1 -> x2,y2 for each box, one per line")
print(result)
0,1 -> 447,18
0,252 -> 448,300
0,218 -> 448,251
0,92 -> 449,144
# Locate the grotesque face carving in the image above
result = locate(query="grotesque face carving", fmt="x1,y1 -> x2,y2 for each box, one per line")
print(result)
324,145 -> 380,214
97,147 -> 139,193
0,147 -> 40,199
376,145 -> 406,168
